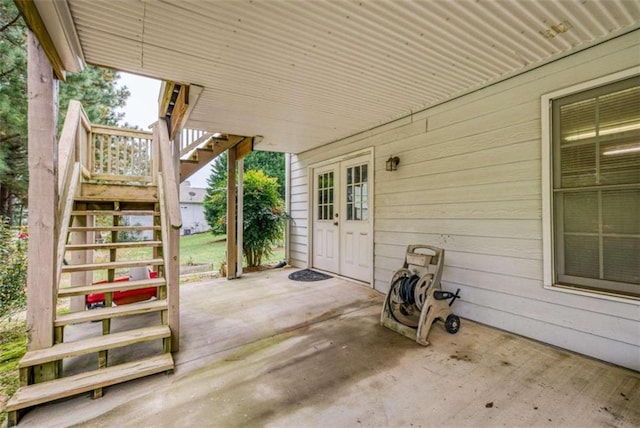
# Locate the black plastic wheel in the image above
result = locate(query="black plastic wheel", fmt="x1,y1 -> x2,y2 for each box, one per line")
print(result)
445,314 -> 460,334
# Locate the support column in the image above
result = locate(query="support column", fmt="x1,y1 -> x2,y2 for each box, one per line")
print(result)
170,132 -> 180,352
26,30 -> 58,353
226,146 -> 237,279
237,158 -> 244,277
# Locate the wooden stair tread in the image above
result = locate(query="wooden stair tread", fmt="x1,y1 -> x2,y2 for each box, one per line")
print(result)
71,210 -> 159,216
65,241 -> 162,251
6,354 -> 174,412
55,300 -> 168,326
62,258 -> 164,273
58,278 -> 166,298
19,325 -> 171,367
77,183 -> 158,203
68,225 -> 161,232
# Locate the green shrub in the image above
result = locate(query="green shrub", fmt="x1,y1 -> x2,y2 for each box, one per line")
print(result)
0,218 -> 27,320
242,170 -> 288,267
204,170 -> 287,267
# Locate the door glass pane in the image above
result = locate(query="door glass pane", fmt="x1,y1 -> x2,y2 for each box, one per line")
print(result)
345,164 -> 369,222
317,171 -> 335,221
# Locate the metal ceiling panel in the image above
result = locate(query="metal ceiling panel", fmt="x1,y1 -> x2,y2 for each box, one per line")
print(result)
66,0 -> 640,153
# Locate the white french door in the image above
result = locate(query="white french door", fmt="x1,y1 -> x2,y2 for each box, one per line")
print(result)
312,153 -> 372,283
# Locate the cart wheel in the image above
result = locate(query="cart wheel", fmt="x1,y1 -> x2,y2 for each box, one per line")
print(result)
445,314 -> 460,334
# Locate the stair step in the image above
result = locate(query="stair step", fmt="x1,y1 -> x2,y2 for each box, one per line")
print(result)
19,325 -> 171,368
77,183 -> 158,203
68,225 -> 161,232
6,353 -> 174,413
71,210 -> 159,217
58,278 -> 166,298
180,158 -> 199,164
55,300 -> 168,327
62,259 -> 164,273
65,241 -> 163,251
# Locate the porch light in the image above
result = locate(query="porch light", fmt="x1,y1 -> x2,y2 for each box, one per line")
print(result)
386,155 -> 400,171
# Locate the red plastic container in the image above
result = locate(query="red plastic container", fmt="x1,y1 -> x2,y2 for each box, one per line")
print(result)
86,271 -> 159,307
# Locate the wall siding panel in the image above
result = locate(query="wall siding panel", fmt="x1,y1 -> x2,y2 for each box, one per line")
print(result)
289,31 -> 640,370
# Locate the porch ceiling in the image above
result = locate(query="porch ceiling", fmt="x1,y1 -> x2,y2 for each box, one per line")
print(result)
66,0 -> 640,154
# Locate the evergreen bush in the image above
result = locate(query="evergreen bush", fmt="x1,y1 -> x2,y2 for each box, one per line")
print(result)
0,218 -> 27,320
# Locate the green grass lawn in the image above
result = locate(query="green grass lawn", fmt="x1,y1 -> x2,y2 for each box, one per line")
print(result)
180,232 -> 285,268
62,232 -> 285,283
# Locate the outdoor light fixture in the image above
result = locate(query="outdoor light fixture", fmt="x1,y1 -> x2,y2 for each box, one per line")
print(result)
386,156 -> 400,171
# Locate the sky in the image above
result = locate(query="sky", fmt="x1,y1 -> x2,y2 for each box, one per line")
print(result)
116,72 -> 210,188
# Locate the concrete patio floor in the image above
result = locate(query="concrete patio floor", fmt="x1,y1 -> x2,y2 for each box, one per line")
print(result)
14,268 -> 640,427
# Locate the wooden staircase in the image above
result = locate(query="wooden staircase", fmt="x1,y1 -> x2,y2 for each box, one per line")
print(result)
6,103 -> 181,426
6,185 -> 174,425
179,131 -> 253,182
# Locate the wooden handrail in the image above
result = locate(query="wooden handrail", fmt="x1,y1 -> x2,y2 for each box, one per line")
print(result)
58,100 -> 90,200
56,162 -> 81,289
155,121 -> 182,230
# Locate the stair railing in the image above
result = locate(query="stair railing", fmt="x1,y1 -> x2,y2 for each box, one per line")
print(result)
56,100 -> 163,292
56,101 -> 91,289
89,124 -> 154,184
154,120 -> 182,352
178,128 -> 212,157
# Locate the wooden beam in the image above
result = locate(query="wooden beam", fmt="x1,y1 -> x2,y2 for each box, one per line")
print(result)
169,86 -> 188,140
236,136 -> 254,160
179,134 -> 244,182
15,0 -> 66,80
226,146 -> 237,279
26,30 -> 58,353
158,82 -> 189,140
158,81 -> 177,119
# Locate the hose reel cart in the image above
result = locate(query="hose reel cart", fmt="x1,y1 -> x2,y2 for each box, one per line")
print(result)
380,245 -> 461,345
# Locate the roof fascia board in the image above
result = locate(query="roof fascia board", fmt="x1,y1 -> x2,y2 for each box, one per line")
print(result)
14,0 -> 67,80
34,0 -> 85,73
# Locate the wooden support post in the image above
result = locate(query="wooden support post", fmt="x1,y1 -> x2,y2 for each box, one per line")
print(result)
168,223 -> 179,352
25,31 -> 58,364
237,158 -> 243,277
226,146 -> 237,279
169,128 -> 180,353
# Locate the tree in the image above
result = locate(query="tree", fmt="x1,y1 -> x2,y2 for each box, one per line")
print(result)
242,170 -> 287,266
203,164 -> 287,267
204,149 -> 286,236
0,0 -> 130,222
0,0 -> 27,223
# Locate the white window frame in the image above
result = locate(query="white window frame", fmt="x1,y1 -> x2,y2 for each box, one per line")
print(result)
541,66 -> 640,302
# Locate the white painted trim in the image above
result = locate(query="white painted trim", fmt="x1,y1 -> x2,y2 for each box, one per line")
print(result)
543,284 -> 640,306
540,66 -> 640,295
34,0 -> 85,73
285,153 -> 291,264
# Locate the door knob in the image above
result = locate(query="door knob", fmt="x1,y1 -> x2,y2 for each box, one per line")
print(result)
333,213 -> 339,226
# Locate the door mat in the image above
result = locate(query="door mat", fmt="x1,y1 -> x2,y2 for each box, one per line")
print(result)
288,269 -> 333,282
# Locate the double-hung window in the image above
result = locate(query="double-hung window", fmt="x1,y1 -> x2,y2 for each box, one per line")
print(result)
546,74 -> 640,299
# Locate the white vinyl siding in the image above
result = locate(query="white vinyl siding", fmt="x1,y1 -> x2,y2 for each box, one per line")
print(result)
289,30 -> 640,370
